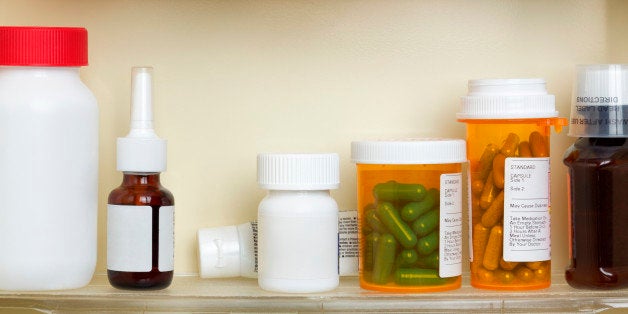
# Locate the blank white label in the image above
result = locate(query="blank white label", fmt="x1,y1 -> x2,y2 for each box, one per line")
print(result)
107,205 -> 175,272
159,206 -> 175,272
107,205 -> 152,272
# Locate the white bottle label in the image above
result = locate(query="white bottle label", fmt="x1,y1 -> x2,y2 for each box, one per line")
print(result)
338,210 -> 358,276
439,173 -> 463,278
107,205 -> 174,272
159,206 -> 175,272
503,158 -> 551,262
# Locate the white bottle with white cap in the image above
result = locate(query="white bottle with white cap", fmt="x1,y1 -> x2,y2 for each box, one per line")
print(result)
256,153 -> 340,293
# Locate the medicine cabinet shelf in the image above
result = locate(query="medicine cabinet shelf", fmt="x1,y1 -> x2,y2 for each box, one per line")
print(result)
1,274 -> 627,313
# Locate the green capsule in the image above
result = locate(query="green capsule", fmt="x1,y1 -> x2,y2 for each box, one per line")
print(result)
373,181 -> 426,202
394,268 -> 449,285
427,188 -> 440,207
401,191 -> 436,222
364,232 -> 380,271
376,202 -> 417,248
417,230 -> 439,256
365,208 -> 387,234
412,209 -> 439,237
372,233 -> 397,284
416,251 -> 439,269
395,249 -> 419,268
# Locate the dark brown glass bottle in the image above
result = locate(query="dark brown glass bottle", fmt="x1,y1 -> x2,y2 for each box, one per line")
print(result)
107,172 -> 174,290
564,137 -> 628,289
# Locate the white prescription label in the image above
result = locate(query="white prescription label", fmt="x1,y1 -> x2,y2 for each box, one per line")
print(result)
503,158 -> 551,262
338,210 -> 358,276
439,173 -> 463,278
107,205 -> 174,272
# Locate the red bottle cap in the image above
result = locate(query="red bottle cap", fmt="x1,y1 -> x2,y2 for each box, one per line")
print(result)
0,26 -> 88,66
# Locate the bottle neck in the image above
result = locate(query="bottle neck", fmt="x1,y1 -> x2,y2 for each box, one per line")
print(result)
121,172 -> 162,186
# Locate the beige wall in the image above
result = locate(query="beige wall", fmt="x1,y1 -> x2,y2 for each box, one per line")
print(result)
1,0 -> 625,275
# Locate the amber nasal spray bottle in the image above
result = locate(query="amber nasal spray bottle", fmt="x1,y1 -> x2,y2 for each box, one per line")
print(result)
107,67 -> 174,290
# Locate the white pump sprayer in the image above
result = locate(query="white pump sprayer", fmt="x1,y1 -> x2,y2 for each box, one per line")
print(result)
116,67 -> 167,172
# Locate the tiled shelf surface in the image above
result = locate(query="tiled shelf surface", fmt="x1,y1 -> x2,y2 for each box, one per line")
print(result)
1,274 -> 628,313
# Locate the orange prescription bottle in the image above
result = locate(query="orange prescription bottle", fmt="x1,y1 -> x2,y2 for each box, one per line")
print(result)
457,79 -> 567,290
351,139 -> 467,292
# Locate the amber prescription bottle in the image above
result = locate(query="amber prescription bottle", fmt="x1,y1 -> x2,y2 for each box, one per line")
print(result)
107,67 -> 174,290
564,64 -> 628,289
351,139 -> 467,292
458,79 -> 567,290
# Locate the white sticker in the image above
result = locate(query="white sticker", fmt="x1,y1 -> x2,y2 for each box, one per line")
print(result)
503,158 -> 551,262
107,205 -> 152,272
338,210 -> 358,276
439,173 -> 463,278
159,206 -> 175,272
107,205 -> 175,272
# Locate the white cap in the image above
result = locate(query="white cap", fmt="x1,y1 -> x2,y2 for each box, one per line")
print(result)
117,67 -> 167,172
257,153 -> 340,190
569,64 -> 628,137
457,78 -> 558,119
197,226 -> 242,278
351,139 -> 467,164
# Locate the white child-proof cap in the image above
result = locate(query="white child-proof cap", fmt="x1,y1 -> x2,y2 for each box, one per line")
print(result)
351,139 -> 467,165
197,226 -> 242,278
457,78 -> 558,119
257,153 -> 340,190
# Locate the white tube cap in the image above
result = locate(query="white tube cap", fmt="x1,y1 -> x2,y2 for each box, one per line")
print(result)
197,226 -> 242,278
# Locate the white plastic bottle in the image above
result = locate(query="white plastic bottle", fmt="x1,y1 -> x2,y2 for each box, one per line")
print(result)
0,27 -> 98,290
197,210 -> 358,279
256,153 -> 340,293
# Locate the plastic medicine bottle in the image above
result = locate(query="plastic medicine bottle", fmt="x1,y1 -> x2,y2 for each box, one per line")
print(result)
197,210 -> 358,279
564,64 -> 628,289
351,139 -> 467,292
107,67 -> 174,290
257,153 -> 340,293
458,79 -> 567,290
0,27 -> 98,291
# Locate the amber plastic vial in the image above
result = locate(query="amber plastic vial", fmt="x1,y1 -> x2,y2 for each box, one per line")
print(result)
564,64 -> 628,289
458,79 -> 566,290
351,139 -> 466,292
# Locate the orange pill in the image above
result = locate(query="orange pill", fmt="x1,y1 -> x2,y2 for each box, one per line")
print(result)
478,143 -> 499,181
472,223 -> 490,274
499,258 -> 518,271
472,179 -> 484,195
496,269 -> 515,283
480,172 -> 498,210
477,267 -> 495,282
482,225 -> 503,271
481,191 -> 504,228
516,266 -> 534,282
492,153 -> 506,189
529,131 -> 549,157
500,133 -> 520,157
518,141 -> 532,157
